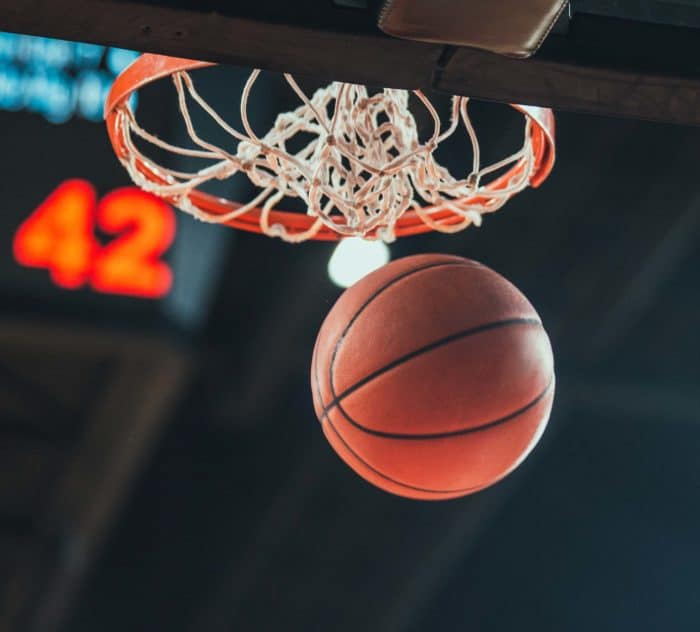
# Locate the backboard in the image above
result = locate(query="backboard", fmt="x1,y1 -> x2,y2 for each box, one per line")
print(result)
1,1 -> 700,125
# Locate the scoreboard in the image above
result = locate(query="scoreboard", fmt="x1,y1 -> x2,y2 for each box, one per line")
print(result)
0,32 -> 232,332
14,180 -> 176,299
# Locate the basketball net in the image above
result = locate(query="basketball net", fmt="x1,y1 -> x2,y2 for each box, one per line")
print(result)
108,57 -> 554,242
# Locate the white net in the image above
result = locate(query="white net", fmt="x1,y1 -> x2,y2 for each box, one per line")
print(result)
115,69 -> 537,242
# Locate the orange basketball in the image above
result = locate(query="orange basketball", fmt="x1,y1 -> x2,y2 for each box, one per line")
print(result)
311,254 -> 555,500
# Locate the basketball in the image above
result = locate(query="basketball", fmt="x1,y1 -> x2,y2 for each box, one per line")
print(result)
311,254 -> 555,500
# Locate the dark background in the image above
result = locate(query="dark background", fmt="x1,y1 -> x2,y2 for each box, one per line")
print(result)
0,24 -> 699,632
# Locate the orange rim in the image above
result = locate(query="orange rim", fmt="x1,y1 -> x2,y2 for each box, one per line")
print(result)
105,54 -> 556,241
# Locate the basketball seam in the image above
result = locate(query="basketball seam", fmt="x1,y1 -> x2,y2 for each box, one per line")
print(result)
322,317 -> 542,423
337,259 -> 481,342
315,259 -> 476,420
333,376 -> 554,440
324,414 -> 489,497
327,259 -> 483,410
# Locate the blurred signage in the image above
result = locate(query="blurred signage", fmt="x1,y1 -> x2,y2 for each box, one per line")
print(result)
0,32 -> 138,123
13,180 -> 176,299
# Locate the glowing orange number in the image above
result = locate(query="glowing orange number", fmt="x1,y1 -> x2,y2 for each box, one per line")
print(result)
92,188 -> 175,298
13,180 -> 176,299
13,180 -> 98,289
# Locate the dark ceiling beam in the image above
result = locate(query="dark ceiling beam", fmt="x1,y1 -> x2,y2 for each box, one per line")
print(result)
31,346 -> 189,632
437,49 -> 700,127
0,0 -> 442,89
1,1 -> 700,125
573,0 -> 700,30
0,321 -> 190,632
0,361 -> 74,422
190,445 -> 329,632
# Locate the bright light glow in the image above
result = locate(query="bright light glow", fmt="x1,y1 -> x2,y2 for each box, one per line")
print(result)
328,237 -> 390,288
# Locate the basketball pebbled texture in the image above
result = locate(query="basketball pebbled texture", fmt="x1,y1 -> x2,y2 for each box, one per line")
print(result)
311,254 -> 555,500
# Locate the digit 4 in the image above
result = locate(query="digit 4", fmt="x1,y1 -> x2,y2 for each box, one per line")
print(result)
13,179 -> 98,289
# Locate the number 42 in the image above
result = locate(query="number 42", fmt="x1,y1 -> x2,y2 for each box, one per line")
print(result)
13,180 -> 176,299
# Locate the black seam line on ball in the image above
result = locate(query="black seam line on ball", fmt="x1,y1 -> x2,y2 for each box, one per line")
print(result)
323,415 -> 487,496
340,260 -> 478,344
321,317 -> 542,421
328,260 -> 483,412
330,375 -> 554,440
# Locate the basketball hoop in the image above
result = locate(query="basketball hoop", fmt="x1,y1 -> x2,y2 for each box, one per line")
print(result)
105,54 -> 555,243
